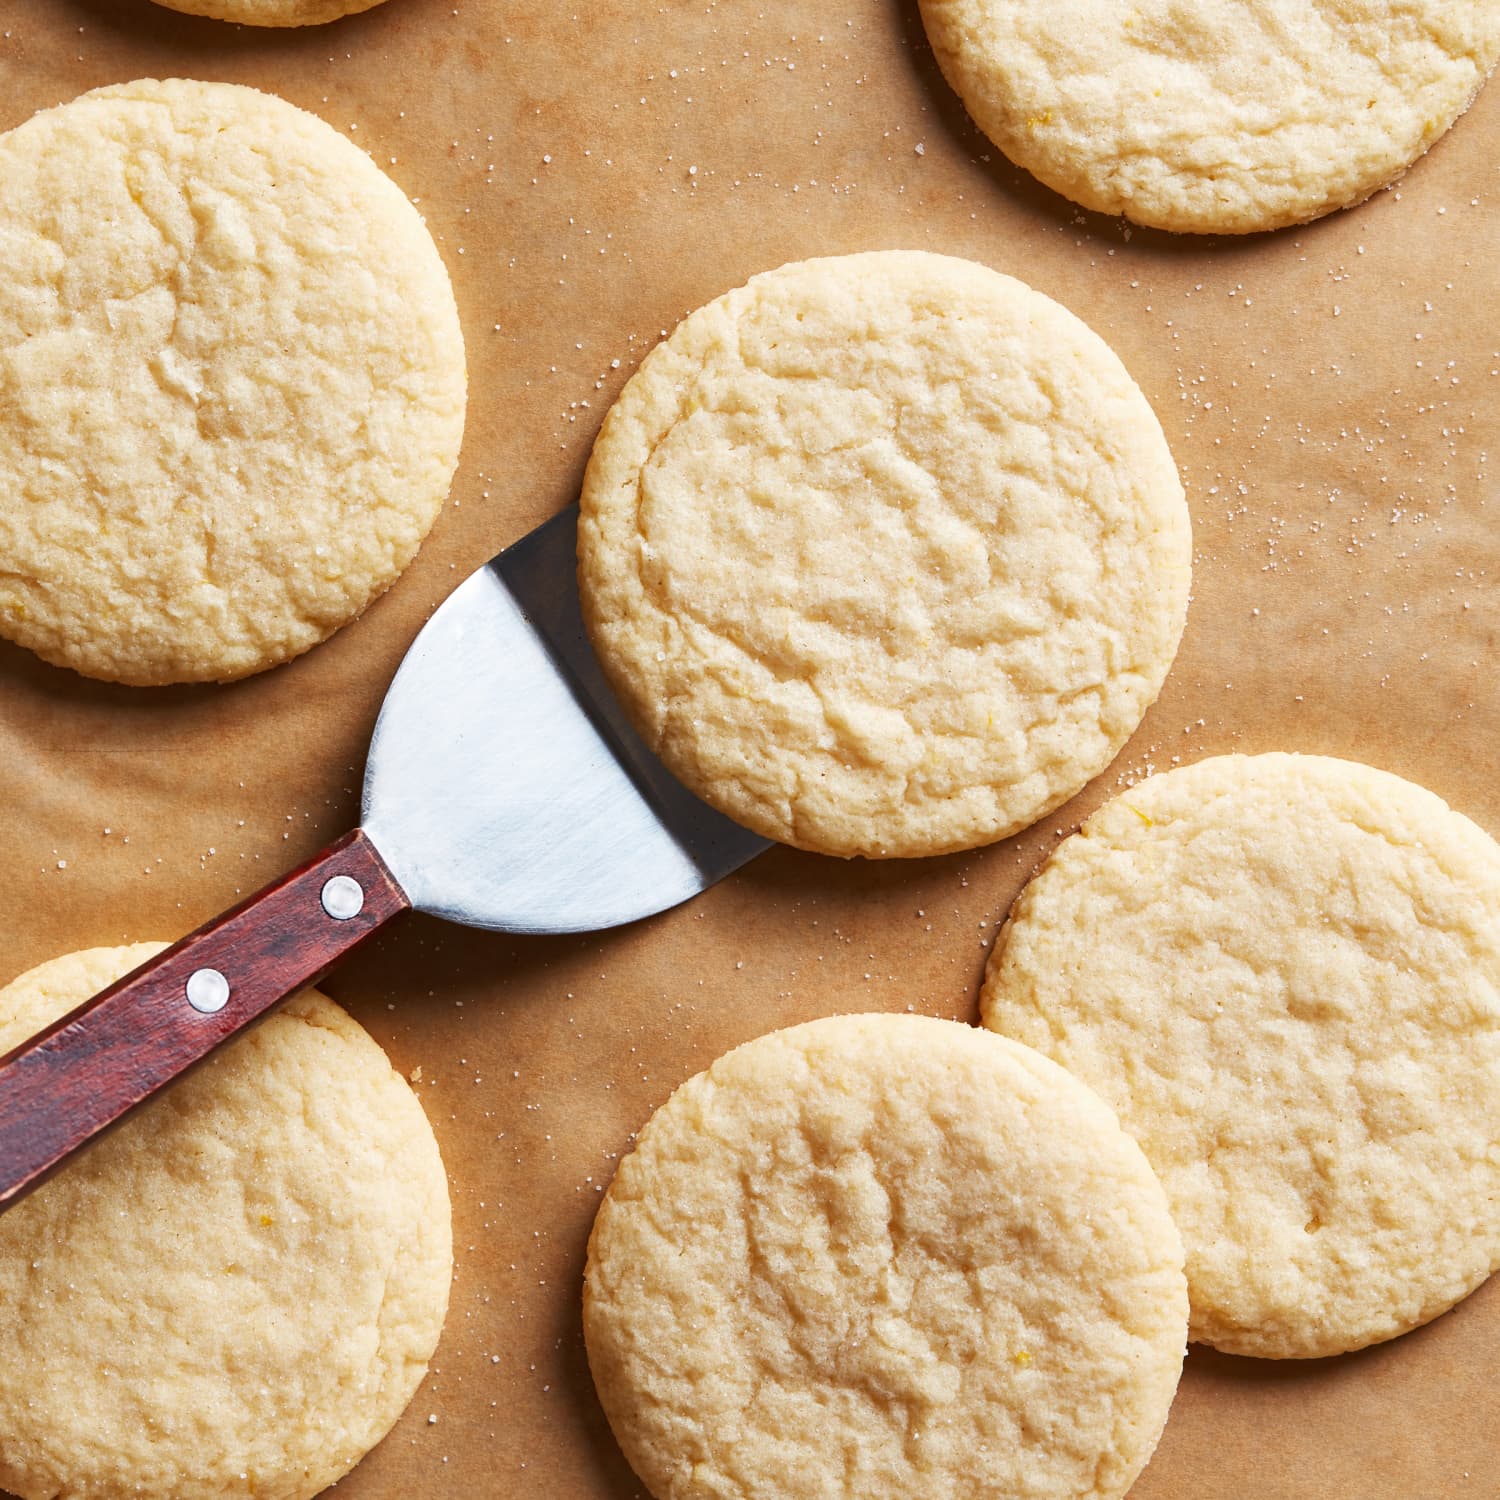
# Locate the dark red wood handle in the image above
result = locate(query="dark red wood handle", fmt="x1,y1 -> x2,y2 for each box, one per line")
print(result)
0,827 -> 410,1213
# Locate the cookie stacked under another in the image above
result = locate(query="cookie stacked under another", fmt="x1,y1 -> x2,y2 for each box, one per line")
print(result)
579,251 -> 1189,858
982,753 -> 1500,1358
0,945 -> 452,1500
585,1013 -> 1188,1500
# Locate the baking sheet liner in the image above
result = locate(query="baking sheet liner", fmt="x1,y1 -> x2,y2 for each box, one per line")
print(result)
2,1 -> 1498,1493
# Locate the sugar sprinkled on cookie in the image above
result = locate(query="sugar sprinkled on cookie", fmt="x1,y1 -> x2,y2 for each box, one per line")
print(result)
0,944 -> 452,1500
0,79 -> 466,685
584,1012 -> 1188,1500
983,752 -> 1500,1357
918,0 -> 1500,234
578,251 -> 1189,859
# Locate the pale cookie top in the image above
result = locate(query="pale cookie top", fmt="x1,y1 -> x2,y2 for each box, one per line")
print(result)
578,252 -> 1189,859
148,0 -> 388,25
0,945 -> 452,1500
0,79 -> 466,684
917,0 -> 1500,233
982,753 -> 1500,1358
584,1013 -> 1187,1500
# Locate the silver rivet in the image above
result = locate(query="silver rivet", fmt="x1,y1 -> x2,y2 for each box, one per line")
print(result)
186,968 -> 230,1014
321,874 -> 365,921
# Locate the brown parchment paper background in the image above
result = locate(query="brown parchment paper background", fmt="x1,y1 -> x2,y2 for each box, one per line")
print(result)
2,1 -> 1498,1495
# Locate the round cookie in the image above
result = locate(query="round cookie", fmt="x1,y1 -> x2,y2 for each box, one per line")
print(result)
917,0 -> 1500,234
584,1013 -> 1188,1500
578,251 -> 1189,859
149,0 -> 388,24
981,753 -> 1500,1358
0,944 -> 452,1500
0,79 -> 466,684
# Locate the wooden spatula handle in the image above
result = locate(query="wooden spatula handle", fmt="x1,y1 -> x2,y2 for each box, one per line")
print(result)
0,827 -> 410,1214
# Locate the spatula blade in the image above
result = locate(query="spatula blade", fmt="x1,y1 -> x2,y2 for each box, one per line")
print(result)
361,505 -> 769,934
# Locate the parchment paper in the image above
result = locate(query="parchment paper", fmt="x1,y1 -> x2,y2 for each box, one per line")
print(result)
2,1 -> 1498,1494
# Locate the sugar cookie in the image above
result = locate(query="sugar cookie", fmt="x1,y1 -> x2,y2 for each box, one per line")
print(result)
0,79 -> 466,684
982,753 -> 1500,1357
584,1013 -> 1187,1500
578,251 -> 1189,858
149,0 -> 387,23
918,0 -> 1500,233
0,944 -> 452,1500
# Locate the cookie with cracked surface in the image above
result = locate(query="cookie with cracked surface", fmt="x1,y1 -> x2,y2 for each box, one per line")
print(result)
584,1013 -> 1188,1500
917,0 -> 1500,234
0,944 -> 452,1500
982,752 -> 1500,1358
148,0 -> 388,23
0,79 -> 466,684
577,251 -> 1189,859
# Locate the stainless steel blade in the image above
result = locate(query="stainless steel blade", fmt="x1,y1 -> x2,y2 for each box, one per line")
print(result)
361,505 -> 769,933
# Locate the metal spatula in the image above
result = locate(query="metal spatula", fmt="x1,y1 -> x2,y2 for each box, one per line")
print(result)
0,505 -> 769,1211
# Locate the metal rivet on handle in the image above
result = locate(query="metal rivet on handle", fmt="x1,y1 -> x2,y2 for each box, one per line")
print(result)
321,874 -> 365,921
185,968 -> 230,1014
